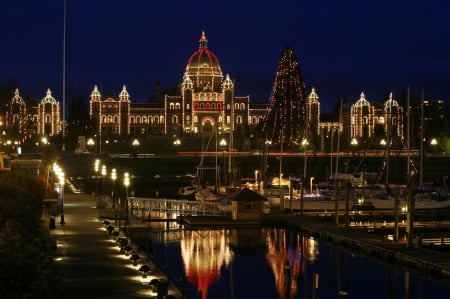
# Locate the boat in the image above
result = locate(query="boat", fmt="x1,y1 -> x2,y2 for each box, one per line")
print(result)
179,185 -> 197,200
367,194 -> 450,210
281,192 -> 372,211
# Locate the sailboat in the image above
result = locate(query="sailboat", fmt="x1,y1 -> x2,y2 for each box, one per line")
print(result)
367,90 -> 450,210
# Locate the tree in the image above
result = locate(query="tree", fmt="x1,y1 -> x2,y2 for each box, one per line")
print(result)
261,46 -> 307,149
0,223 -> 63,299
0,172 -> 45,238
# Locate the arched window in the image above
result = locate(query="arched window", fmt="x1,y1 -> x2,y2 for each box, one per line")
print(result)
114,116 -> 118,123
234,103 -> 239,110
217,103 -> 222,109
160,115 -> 164,123
194,116 -> 198,123
172,115 -> 178,124
211,102 -> 216,109
154,116 -> 159,124
102,115 -> 106,123
175,103 -> 180,109
130,116 -> 135,124
240,103 -> 245,110
169,103 -> 175,110
45,114 -> 51,123
186,103 -> 190,110
227,103 -> 230,110
108,115 -> 112,123
236,115 -> 242,124
142,116 -> 147,124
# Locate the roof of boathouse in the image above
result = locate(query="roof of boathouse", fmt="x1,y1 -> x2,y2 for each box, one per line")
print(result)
231,187 -> 267,202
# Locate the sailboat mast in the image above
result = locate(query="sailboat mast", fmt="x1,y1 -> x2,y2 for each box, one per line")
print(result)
335,99 -> 343,174
419,90 -> 424,187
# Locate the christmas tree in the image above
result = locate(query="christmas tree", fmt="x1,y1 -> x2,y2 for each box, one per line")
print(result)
262,46 -> 307,148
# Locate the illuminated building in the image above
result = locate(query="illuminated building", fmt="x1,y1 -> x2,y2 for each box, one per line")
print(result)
5,88 -> 61,139
89,31 -> 268,144
1,32 -> 417,152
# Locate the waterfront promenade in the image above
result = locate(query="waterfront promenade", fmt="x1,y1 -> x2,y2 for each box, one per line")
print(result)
45,192 -> 181,299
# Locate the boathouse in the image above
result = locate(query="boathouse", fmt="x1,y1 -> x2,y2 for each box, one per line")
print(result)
231,188 -> 267,221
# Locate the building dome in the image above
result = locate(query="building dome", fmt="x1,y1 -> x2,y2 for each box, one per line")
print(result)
184,31 -> 223,92
354,92 -> 370,108
41,88 -> 58,105
11,88 -> 26,105
384,92 -> 399,109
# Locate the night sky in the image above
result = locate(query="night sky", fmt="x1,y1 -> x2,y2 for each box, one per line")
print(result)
1,0 -> 450,113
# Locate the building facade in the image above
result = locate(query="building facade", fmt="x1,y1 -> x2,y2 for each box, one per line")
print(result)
5,88 -> 61,140
3,32 -> 414,153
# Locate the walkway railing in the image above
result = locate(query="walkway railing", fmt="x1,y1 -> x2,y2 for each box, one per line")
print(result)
130,197 -> 229,217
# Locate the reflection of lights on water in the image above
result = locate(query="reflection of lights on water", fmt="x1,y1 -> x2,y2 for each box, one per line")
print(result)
265,229 -> 319,299
180,229 -> 233,299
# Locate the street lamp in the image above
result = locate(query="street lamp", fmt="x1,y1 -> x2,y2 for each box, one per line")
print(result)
101,164 -> 107,196
132,138 -> 140,157
123,172 -> 130,227
94,159 -> 100,195
53,163 -> 65,224
220,138 -> 227,185
87,138 -> 95,152
430,138 -> 438,155
111,168 -> 117,209
351,138 -> 358,155
310,177 -> 315,194
301,139 -> 309,180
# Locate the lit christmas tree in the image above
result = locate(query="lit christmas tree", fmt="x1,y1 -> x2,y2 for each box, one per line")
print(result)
262,46 -> 307,148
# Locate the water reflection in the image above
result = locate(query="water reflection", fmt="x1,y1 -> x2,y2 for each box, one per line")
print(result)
145,220 -> 449,299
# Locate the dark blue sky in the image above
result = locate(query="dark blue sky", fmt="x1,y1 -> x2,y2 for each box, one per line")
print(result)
1,0 -> 450,113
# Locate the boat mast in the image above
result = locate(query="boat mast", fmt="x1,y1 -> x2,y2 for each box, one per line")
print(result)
419,90 -> 424,188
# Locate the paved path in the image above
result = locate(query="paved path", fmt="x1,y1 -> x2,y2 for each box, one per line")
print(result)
46,193 -> 179,299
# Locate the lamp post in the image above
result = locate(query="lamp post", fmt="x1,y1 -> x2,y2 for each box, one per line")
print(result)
53,163 -> 65,224
123,172 -> 130,227
264,140 -> 272,182
94,159 -> 100,196
173,137 -> 181,157
351,138 -> 358,156
101,164 -> 107,196
220,138 -> 227,185
132,138 -> 140,157
301,139 -> 309,181
310,177 -> 315,194
111,168 -> 117,209
87,138 -> 95,153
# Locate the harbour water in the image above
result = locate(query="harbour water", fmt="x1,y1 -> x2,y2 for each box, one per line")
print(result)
75,170 -> 450,298
144,225 -> 450,299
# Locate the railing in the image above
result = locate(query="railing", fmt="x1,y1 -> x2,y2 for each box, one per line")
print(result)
130,197 -> 229,217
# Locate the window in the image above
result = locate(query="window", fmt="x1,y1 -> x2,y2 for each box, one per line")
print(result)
186,103 -> 190,110
175,103 -> 180,109
172,115 -> 178,124
169,103 -> 175,110
236,115 -> 242,124
240,103 -> 245,110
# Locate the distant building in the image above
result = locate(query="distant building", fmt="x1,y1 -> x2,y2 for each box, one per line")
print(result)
89,31 -> 267,148
1,32 -> 417,152
5,88 -> 61,139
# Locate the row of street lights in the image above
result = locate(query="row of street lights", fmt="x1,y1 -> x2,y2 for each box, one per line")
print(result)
94,159 -> 131,227
53,162 -> 65,224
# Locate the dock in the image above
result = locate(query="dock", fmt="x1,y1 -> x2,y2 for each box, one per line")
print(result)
265,212 -> 450,284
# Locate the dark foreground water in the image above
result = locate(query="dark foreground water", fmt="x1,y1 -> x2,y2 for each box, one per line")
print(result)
143,227 -> 450,299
